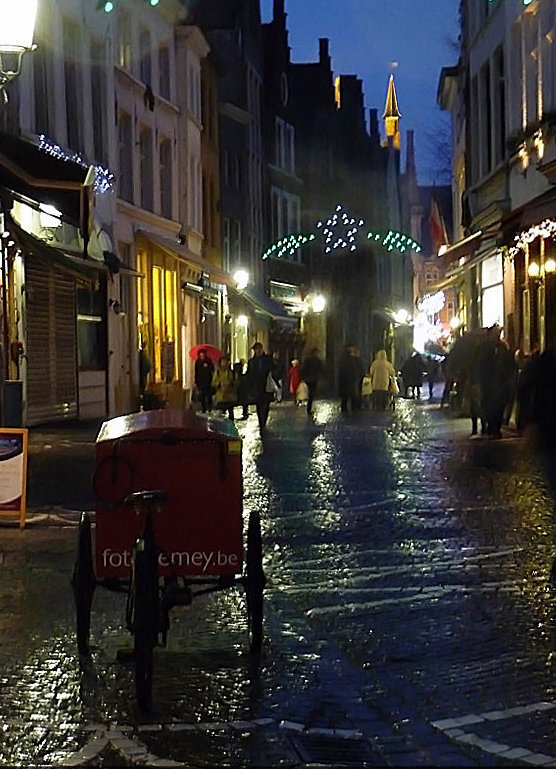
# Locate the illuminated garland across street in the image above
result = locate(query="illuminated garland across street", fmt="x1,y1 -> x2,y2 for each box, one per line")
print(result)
316,205 -> 364,253
262,233 -> 315,260
367,229 -> 422,253
38,135 -> 115,194
262,205 -> 423,260
508,218 -> 556,258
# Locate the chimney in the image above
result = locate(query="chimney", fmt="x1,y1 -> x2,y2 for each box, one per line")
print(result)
319,38 -> 330,66
273,0 -> 285,20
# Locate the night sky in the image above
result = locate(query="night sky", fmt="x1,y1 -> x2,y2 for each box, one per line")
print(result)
260,0 -> 460,186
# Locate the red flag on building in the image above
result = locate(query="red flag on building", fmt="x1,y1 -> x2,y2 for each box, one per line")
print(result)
429,193 -> 448,254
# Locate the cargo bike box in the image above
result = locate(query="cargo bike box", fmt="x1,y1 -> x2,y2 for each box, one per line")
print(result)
71,409 -> 265,711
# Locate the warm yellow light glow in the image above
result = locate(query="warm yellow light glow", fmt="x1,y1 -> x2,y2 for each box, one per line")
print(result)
233,269 -> 249,290
0,0 -> 37,50
237,314 -> 248,327
534,131 -> 545,160
528,261 -> 540,278
311,293 -> 326,313
450,316 -> 461,329
394,308 -> 410,324
544,258 -> 556,274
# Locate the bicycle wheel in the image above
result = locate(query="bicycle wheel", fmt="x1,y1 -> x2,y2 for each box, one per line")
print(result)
246,510 -> 265,654
131,524 -> 159,711
71,512 -> 96,655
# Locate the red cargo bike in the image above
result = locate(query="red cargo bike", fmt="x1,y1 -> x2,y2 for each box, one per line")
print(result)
71,409 -> 265,711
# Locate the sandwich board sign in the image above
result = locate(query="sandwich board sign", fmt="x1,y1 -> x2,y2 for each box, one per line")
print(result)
0,428 -> 28,528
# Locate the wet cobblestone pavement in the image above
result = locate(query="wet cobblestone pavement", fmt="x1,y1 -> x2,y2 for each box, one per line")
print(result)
0,395 -> 555,766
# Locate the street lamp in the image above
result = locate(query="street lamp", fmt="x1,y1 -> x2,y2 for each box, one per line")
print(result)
0,0 -> 38,102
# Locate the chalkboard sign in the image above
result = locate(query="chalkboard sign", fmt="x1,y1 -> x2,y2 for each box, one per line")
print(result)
0,428 -> 28,528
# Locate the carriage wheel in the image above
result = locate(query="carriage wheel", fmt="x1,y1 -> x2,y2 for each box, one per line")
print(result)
246,510 -> 265,654
71,512 -> 96,655
131,526 -> 159,712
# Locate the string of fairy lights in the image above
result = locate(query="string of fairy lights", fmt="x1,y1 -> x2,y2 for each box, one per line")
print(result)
263,204 -> 423,261
38,135 -> 115,194
507,219 -> 556,259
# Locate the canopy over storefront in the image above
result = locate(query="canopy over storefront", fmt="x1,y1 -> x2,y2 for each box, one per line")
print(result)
136,230 -> 236,288
0,131 -> 95,241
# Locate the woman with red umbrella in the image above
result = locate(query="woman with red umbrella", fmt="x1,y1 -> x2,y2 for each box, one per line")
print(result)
194,348 -> 215,413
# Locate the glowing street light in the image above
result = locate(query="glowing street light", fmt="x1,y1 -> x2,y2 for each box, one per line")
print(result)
310,293 -> 326,313
233,269 -> 249,290
0,0 -> 38,101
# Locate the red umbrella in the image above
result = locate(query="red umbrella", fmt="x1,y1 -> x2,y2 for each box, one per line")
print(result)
189,344 -> 223,365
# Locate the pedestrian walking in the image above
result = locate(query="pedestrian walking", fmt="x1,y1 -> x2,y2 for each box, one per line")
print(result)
369,349 -> 397,411
245,341 -> 278,429
300,347 -> 326,415
271,350 -> 286,403
233,360 -> 250,420
194,348 -> 215,413
287,359 -> 301,400
401,351 -> 424,399
463,347 -> 485,436
212,355 -> 237,420
424,355 -> 440,399
338,343 -> 365,413
477,324 -> 515,439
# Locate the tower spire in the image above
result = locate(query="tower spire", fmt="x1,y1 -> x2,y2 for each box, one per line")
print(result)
382,73 -> 401,149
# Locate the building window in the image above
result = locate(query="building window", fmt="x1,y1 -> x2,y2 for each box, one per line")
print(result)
91,39 -> 107,165
159,137 -> 172,219
63,17 -> 82,153
159,45 -> 170,100
480,60 -> 492,175
140,127 -> 154,211
140,26 -> 151,85
77,285 -> 106,370
33,44 -> 50,136
274,118 -> 295,173
118,112 -> 133,203
117,8 -> 131,70
481,253 -> 504,328
493,45 -> 506,166
152,265 -> 177,382
222,217 -> 230,266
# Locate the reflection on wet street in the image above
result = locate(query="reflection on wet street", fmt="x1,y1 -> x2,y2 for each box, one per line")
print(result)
1,399 -> 555,766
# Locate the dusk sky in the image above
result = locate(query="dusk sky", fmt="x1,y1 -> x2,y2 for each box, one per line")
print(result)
260,0 -> 460,186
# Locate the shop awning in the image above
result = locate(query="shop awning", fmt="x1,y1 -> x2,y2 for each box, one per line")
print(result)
10,221 -> 106,281
136,230 -> 236,288
439,231 -> 482,264
235,284 -> 297,324
0,131 -> 94,239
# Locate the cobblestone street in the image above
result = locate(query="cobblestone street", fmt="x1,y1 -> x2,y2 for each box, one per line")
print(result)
0,394 -> 555,767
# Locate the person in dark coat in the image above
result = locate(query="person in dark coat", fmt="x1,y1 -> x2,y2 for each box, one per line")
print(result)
401,351 -> 424,399
338,344 -> 365,413
194,348 -> 215,413
233,360 -> 249,420
245,341 -> 277,429
300,347 -> 326,415
477,324 -> 515,439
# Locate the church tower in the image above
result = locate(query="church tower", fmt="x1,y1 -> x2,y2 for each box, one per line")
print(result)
382,73 -> 401,149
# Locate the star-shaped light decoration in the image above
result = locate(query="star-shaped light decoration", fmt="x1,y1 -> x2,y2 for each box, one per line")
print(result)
316,205 -> 365,254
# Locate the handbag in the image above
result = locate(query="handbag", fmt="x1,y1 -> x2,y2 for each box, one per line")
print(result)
361,376 -> 373,396
265,371 -> 279,394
